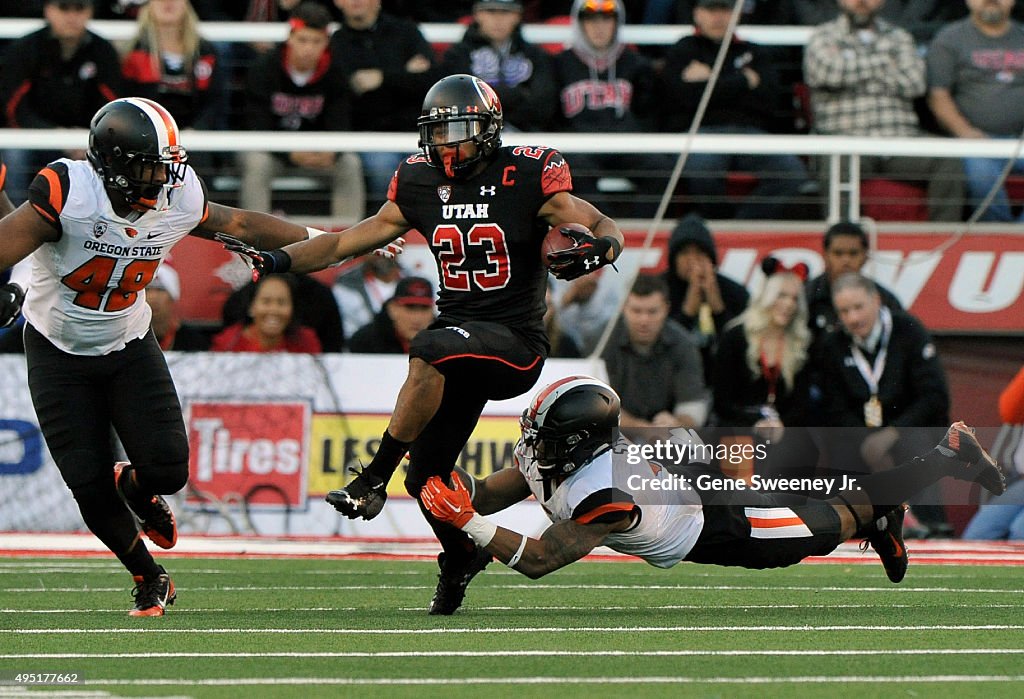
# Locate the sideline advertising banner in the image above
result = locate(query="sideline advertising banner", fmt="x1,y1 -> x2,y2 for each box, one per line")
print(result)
0,355 -> 600,538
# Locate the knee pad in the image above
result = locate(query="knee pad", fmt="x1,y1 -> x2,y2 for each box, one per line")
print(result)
133,430 -> 189,494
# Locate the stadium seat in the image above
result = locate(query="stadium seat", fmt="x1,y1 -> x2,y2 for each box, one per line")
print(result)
860,178 -> 928,222
1004,175 -> 1024,209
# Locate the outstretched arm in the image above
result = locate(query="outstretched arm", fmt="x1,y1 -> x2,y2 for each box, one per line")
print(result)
459,466 -> 533,516
276,200 -> 410,274
193,202 -> 313,249
215,200 -> 410,277
421,474 -> 625,579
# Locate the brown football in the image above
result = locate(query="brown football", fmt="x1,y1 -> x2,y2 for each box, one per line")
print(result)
541,223 -> 587,267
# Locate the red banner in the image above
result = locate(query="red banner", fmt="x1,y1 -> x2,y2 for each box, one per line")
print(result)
170,228 -> 1024,333
186,401 -> 310,508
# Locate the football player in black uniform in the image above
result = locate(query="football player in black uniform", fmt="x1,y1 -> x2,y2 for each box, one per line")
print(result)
223,73 -> 625,614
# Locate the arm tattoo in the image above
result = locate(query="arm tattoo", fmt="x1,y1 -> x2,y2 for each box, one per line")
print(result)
537,519 -> 616,571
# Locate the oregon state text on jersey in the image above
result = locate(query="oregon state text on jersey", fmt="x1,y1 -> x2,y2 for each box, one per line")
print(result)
24,159 -> 208,355
517,442 -> 706,568
389,145 -> 572,346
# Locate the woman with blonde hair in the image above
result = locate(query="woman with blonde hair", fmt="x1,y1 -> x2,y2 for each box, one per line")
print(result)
712,257 -> 813,433
121,0 -> 224,129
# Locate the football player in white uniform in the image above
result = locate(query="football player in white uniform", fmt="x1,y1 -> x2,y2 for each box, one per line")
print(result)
421,376 -> 1005,604
0,97 -> 396,617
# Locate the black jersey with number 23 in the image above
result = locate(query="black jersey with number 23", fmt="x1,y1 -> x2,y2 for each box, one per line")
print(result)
388,145 -> 573,355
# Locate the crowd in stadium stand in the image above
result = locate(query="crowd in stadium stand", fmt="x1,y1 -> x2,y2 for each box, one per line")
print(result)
3,1 -> 1022,219
0,0 -> 1020,540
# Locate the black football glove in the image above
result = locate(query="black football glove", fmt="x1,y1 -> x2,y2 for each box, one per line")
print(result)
215,233 -> 291,281
546,227 -> 620,281
0,282 -> 25,328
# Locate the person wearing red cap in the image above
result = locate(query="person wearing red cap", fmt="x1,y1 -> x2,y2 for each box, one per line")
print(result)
348,276 -> 436,354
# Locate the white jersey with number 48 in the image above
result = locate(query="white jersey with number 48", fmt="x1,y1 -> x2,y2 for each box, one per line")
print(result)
23,158 -> 207,355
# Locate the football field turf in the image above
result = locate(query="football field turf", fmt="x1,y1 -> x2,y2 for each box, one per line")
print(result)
2,555 -> 1023,698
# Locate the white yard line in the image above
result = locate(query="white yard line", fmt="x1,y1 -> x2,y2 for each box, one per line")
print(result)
42,675 -> 1024,686
4,624 -> 1024,635
4,649 -> 1024,660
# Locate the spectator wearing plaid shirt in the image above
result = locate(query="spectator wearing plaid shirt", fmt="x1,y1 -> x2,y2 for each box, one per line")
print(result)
804,0 -> 963,222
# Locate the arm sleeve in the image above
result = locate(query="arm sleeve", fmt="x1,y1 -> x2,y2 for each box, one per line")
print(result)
540,149 -> 573,198
27,162 -> 70,232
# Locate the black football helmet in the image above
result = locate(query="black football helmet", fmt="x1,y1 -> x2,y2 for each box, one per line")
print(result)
87,97 -> 188,211
518,376 -> 620,478
417,74 -> 503,179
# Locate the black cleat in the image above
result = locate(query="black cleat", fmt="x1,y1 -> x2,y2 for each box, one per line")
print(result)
129,566 -> 176,617
326,467 -> 387,520
861,503 -> 909,584
936,422 -> 1006,495
114,462 -> 177,549
429,548 -> 492,616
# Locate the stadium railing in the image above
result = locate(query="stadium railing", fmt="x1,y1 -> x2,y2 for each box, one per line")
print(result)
2,128 -> 1023,224
0,19 -> 811,46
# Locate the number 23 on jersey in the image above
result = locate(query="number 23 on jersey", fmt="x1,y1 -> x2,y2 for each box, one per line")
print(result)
433,223 -> 511,292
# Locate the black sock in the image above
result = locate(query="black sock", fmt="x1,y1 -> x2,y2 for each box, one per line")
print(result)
833,492 -> 866,534
72,480 -> 160,579
857,449 -> 958,521
365,430 -> 412,482
117,538 -> 162,579
118,465 -> 148,505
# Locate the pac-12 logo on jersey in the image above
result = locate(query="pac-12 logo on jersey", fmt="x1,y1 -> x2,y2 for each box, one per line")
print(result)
437,185 -> 452,203
92,221 -> 107,239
